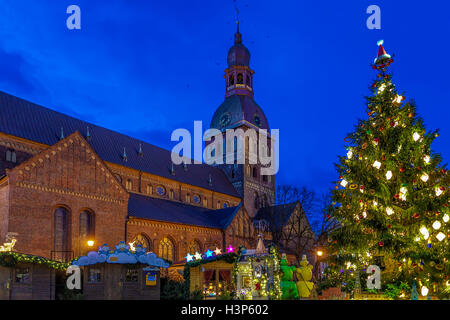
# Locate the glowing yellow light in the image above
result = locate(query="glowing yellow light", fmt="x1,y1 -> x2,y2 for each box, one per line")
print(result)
373,161 -> 381,169
87,240 -> 95,247
432,221 -> 441,230
340,179 -> 348,188
378,84 -> 386,93
316,250 -> 323,257
413,132 -> 421,142
436,232 -> 445,242
421,286 -> 429,297
0,238 -> 16,252
373,200 -> 378,207
435,187 -> 443,197
443,214 -> 449,223
393,94 -> 404,104
420,226 -> 429,240
424,155 -> 430,164
420,173 -> 429,182
347,150 -> 353,159
386,207 -> 394,216
386,170 -> 393,180
362,211 -> 367,218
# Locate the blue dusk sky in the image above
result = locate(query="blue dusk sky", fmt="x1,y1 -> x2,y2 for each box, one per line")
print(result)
0,0 -> 449,197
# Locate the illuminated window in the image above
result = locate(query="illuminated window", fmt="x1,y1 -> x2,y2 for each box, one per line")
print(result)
203,198 -> 208,207
146,185 -> 152,195
126,179 -> 132,190
169,189 -> 174,199
159,238 -> 174,261
132,234 -> 150,250
187,240 -> 201,255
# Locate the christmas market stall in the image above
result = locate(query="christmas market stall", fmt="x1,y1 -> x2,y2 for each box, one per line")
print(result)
0,237 -> 68,300
71,241 -> 169,300
234,238 -> 282,300
184,246 -> 237,299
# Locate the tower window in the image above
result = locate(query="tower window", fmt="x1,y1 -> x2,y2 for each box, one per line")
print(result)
246,75 -> 250,86
237,73 -> 243,84
6,149 -> 16,163
252,166 -> 258,178
229,74 -> 234,86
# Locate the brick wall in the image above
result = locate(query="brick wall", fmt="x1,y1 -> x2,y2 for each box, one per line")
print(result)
5,132 -> 129,258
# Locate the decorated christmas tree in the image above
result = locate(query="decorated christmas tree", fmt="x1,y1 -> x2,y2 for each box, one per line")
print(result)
329,40 -> 449,298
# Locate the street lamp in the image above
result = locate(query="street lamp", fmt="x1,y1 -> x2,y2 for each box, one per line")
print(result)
87,240 -> 95,247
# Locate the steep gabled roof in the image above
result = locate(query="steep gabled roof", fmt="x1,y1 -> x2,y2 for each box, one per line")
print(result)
128,193 -> 241,229
0,90 -> 239,197
252,202 -> 299,229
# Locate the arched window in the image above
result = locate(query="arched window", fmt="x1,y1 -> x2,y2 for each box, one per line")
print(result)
54,207 -> 69,261
217,201 -> 221,209
6,149 -> 16,163
187,240 -> 201,255
159,238 -> 174,261
169,189 -> 174,200
114,174 -> 122,183
156,186 -> 166,196
246,165 -> 251,176
147,185 -> 152,195
237,73 -> 243,84
229,74 -> 234,86
262,194 -> 269,208
132,234 -> 151,251
203,198 -> 208,208
246,74 -> 251,86
126,179 -> 132,190
186,194 -> 191,203
252,166 -> 258,178
79,210 -> 94,243
254,192 -> 260,209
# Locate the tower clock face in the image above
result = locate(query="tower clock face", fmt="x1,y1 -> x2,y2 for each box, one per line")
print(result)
220,113 -> 231,127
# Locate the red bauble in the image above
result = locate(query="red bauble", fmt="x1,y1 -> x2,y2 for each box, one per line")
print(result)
400,168 -> 405,173
390,122 -> 395,127
379,127 -> 385,132
413,213 -> 420,219
382,154 -> 386,161
394,194 -> 399,199
378,241 -> 384,247
417,166 -> 422,171
440,186 -> 445,191
388,224 -> 392,229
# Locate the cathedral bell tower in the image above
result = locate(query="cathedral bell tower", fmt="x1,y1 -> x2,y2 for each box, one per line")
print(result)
209,23 -> 275,218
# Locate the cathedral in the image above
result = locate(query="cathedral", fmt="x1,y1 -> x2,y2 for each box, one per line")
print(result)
0,26 -> 301,264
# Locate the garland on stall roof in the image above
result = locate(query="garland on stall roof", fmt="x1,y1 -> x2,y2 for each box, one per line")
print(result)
0,252 -> 70,270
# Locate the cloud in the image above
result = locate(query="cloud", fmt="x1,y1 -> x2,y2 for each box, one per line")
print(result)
0,46 -> 36,93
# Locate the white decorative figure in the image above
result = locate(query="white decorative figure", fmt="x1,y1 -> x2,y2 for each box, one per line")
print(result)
366,265 -> 381,289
